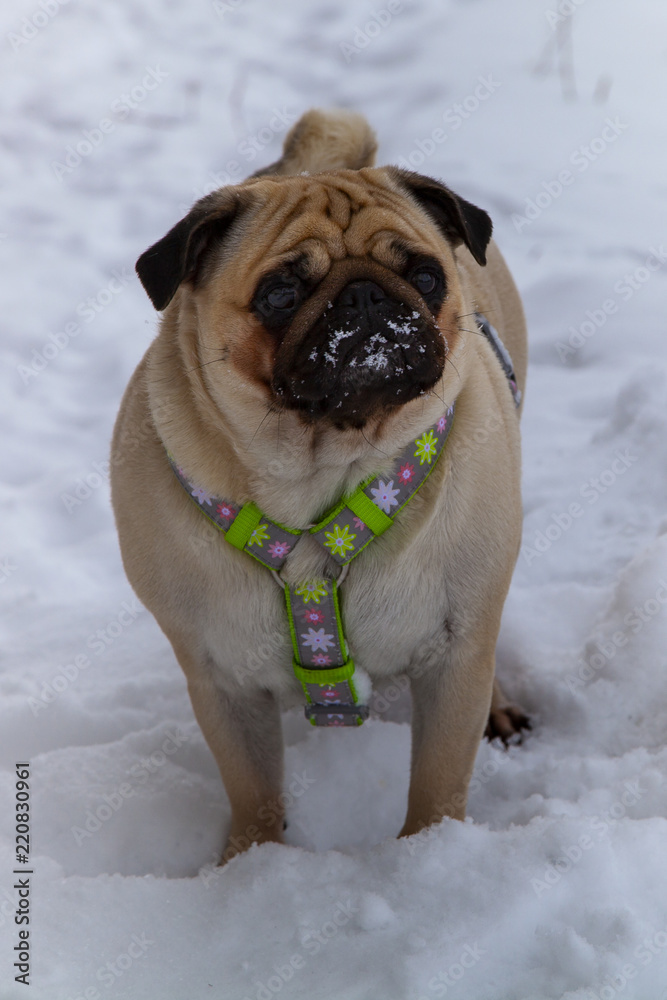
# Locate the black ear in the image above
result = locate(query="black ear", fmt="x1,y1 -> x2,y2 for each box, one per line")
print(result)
388,168 -> 492,266
135,191 -> 243,311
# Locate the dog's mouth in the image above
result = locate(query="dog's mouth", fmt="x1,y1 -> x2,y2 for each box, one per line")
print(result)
274,298 -> 444,424
270,259 -> 447,428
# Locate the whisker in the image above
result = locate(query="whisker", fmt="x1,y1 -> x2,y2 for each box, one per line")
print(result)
361,427 -> 390,458
446,357 -> 462,383
184,357 -> 229,375
429,384 -> 445,406
150,355 -> 229,384
246,408 -> 276,452
457,307 -> 499,321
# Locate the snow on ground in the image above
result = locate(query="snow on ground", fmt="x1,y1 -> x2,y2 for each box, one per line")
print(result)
2,0 -> 667,997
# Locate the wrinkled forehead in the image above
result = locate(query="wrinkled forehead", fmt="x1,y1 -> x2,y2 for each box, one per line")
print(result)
234,169 -> 448,283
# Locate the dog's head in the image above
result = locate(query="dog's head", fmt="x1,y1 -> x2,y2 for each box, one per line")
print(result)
136,167 -> 491,432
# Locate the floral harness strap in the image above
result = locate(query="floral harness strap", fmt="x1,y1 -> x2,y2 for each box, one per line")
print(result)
168,314 -> 519,728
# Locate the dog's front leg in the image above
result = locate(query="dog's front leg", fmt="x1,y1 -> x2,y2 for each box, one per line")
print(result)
181,659 -> 285,863
399,644 -> 496,837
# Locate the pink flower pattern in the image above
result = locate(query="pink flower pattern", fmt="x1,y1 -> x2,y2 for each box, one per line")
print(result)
173,408 -> 454,727
216,502 -> 236,523
268,540 -> 291,559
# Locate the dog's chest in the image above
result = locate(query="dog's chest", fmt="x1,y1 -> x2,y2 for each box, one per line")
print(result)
343,548 -> 448,675
201,519 -> 450,693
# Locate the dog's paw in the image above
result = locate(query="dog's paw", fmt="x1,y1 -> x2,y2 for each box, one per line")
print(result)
485,703 -> 531,746
485,677 -> 531,746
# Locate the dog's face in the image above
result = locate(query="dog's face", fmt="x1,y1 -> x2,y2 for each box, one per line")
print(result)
137,167 -> 491,434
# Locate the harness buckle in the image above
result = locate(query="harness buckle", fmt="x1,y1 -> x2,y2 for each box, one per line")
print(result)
304,703 -> 370,726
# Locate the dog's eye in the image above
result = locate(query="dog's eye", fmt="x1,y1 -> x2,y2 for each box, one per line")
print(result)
404,260 -> 446,311
266,286 -> 297,310
253,276 -> 304,326
412,270 -> 437,295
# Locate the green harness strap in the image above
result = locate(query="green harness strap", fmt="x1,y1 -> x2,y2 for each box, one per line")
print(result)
167,312 -> 520,726
169,405 -> 455,726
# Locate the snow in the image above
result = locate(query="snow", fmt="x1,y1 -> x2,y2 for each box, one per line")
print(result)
322,327 -> 357,365
2,0 -> 667,997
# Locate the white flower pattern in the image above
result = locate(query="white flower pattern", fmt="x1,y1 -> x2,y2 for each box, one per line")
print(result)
172,408 -> 457,726
191,485 -> 213,505
301,628 -> 335,652
370,479 -> 400,514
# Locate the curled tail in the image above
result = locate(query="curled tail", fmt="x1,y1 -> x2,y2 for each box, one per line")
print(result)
254,108 -> 377,177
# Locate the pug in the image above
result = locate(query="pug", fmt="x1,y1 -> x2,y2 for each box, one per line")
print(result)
110,108 -> 528,862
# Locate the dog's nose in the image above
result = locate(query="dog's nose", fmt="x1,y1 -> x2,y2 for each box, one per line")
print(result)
336,280 -> 387,312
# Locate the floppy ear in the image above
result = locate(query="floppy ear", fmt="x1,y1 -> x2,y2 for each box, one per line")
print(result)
388,168 -> 493,266
135,190 -> 243,311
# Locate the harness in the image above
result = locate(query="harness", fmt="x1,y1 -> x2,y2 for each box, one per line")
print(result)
168,313 -> 519,727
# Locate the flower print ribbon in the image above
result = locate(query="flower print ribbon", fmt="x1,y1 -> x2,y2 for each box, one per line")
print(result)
168,407 -> 455,725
